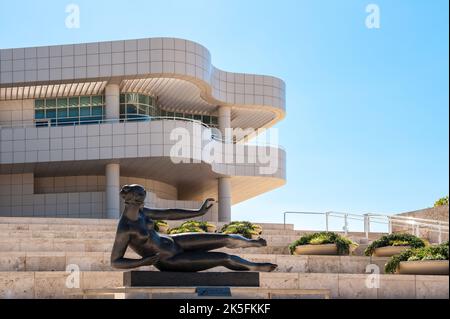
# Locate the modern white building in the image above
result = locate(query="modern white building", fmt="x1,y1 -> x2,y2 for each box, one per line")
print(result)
0,37 -> 286,222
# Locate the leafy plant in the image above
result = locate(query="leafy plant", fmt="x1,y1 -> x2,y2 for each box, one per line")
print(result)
220,221 -> 262,239
434,196 -> 449,207
385,241 -> 449,274
168,221 -> 217,234
154,220 -> 168,232
180,220 -> 216,232
288,232 -> 357,255
168,225 -> 206,235
364,233 -> 426,256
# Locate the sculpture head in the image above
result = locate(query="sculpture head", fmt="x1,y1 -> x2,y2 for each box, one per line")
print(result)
120,184 -> 146,206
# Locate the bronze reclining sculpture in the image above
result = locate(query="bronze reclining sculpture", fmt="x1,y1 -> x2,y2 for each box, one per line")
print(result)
110,184 -> 277,272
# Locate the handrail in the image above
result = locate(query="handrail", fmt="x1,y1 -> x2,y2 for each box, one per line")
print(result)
1,116 -> 211,130
1,116 -> 285,149
369,212 -> 449,224
283,211 -> 449,243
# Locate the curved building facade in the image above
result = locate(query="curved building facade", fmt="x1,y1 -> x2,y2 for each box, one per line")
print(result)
0,37 -> 286,222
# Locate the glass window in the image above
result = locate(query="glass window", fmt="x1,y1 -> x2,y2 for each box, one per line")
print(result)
69,107 -> 79,117
120,105 -> 126,115
159,110 -> 166,117
92,106 -> 103,116
80,96 -> 90,107
69,97 -> 79,107
35,99 -> 45,108
202,116 -> 211,124
57,108 -> 68,118
35,110 -> 45,119
175,113 -> 183,118
149,106 -> 159,116
167,112 -> 175,117
91,95 -> 103,106
211,116 -> 218,125
57,98 -> 68,107
46,99 -> 56,108
193,114 -> 202,121
138,106 -> 147,115
127,93 -> 139,104
46,109 -> 56,118
127,104 -> 137,114
80,107 -> 90,117
34,95 -> 107,127
120,94 -> 125,103
184,113 -> 193,119
139,94 -> 149,105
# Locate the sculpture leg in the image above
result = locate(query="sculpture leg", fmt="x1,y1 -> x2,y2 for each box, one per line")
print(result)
171,233 -> 266,251
155,251 -> 277,272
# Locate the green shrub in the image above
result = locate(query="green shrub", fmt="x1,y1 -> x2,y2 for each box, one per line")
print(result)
220,221 -> 261,239
288,232 -> 357,255
385,241 -> 449,274
434,196 -> 449,207
168,221 -> 217,234
180,221 -> 216,232
168,226 -> 205,234
364,233 -> 426,256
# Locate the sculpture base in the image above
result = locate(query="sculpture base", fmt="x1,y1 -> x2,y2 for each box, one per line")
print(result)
124,271 -> 260,287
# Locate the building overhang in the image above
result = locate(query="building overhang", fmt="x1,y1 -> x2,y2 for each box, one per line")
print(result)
0,37 -> 286,133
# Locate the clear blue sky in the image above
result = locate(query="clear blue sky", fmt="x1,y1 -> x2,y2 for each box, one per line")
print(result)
1,0 -> 448,229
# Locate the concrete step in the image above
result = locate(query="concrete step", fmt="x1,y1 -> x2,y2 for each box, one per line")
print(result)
0,251 -> 389,273
0,226 -> 380,244
0,230 -> 117,239
0,271 -> 447,299
0,225 -> 385,246
0,238 -> 292,255
0,217 -> 296,230
0,222 -> 296,233
0,217 -> 387,239
0,229 -> 299,240
80,286 -> 331,299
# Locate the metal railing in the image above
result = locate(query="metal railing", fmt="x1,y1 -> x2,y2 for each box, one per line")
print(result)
0,116 -> 284,149
283,211 -> 449,243
2,115 -> 211,129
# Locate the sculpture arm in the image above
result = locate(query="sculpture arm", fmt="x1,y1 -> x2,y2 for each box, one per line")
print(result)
142,198 -> 214,220
110,232 -> 159,269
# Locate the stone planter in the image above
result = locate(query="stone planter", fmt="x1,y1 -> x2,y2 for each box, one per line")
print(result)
373,245 -> 411,257
157,224 -> 169,234
398,260 -> 449,275
294,243 -> 339,255
206,225 -> 217,233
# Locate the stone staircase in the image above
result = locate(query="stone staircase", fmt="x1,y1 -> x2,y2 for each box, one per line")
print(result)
0,217 -> 448,299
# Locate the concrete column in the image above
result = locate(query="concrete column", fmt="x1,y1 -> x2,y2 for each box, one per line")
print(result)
218,106 -> 232,222
218,105 -> 231,140
218,177 -> 232,222
105,83 -> 120,120
105,163 -> 120,219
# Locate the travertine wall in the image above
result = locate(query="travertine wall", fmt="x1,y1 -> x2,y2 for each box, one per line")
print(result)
393,206 -> 449,243
34,175 -> 177,200
0,99 -> 34,126
0,271 -> 447,299
119,176 -> 177,200
0,173 -> 217,220
395,205 -> 449,222
0,173 -> 105,218
0,38 -> 285,112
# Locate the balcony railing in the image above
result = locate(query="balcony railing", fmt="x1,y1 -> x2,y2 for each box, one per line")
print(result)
283,211 -> 449,243
0,116 -> 285,150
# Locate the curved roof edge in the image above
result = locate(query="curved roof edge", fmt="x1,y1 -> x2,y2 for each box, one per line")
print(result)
0,37 -> 286,128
